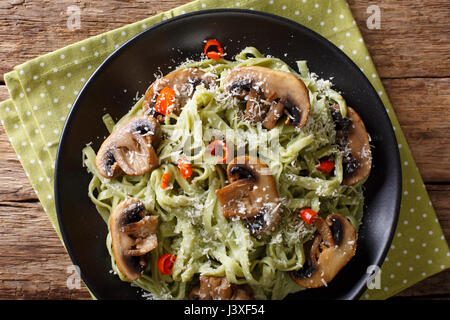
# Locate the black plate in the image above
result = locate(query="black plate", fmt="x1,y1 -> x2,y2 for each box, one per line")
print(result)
55,9 -> 401,300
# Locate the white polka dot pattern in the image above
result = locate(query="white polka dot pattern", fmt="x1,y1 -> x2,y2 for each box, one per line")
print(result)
0,0 -> 447,301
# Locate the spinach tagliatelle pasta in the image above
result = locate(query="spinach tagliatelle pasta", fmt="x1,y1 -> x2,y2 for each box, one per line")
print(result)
82,47 -> 370,300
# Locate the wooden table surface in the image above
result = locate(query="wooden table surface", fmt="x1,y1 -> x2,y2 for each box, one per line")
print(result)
0,0 -> 448,300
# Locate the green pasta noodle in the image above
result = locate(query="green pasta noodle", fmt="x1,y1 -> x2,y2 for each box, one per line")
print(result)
82,47 -> 365,300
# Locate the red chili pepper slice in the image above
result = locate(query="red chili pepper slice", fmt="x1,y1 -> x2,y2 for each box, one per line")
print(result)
203,39 -> 224,60
299,208 -> 318,226
177,158 -> 193,179
155,87 -> 176,116
157,253 -> 176,275
160,172 -> 171,189
317,160 -> 335,174
206,140 -> 230,164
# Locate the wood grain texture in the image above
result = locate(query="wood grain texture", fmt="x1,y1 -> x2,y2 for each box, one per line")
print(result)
0,0 -> 191,81
0,0 -> 449,80
0,0 -> 448,300
0,201 -> 91,299
0,182 -> 447,300
0,81 -> 449,299
348,0 -> 450,78
383,77 -> 450,183
1,76 -> 447,182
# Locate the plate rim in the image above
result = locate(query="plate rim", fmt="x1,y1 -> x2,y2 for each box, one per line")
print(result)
54,8 -> 402,300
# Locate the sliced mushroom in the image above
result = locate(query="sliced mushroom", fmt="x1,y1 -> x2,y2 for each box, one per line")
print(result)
215,179 -> 259,218
243,88 -> 270,123
261,99 -> 284,130
330,105 -> 372,185
142,68 -> 216,121
223,66 -> 311,129
290,214 -> 356,288
215,156 -> 281,236
188,275 -> 254,300
95,115 -> 161,178
110,198 -> 159,281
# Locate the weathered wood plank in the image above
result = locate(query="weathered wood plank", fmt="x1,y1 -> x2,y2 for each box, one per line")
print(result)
0,0 -> 190,81
0,185 -> 447,299
348,0 -> 450,78
0,128 -> 38,201
2,77 -> 449,183
383,78 -> 450,183
0,0 -> 449,80
0,201 -> 91,299
0,89 -> 449,300
0,0 -> 449,298
0,75 -> 449,298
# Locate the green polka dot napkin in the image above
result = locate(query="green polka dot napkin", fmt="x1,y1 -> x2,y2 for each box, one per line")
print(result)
0,0 -> 448,300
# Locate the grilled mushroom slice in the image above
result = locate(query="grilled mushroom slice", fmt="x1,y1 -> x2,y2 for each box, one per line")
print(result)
223,66 -> 311,129
188,275 -> 254,300
142,68 -> 216,121
110,198 -> 159,281
290,214 -> 356,288
215,156 -> 281,236
95,115 -> 161,178
215,179 -> 258,218
330,105 -> 372,185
